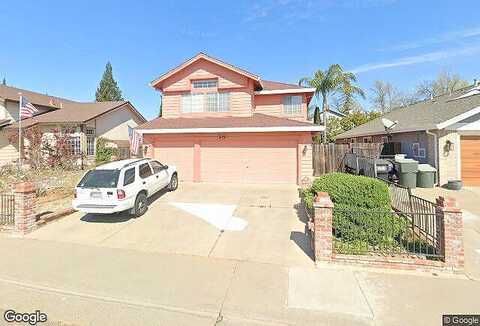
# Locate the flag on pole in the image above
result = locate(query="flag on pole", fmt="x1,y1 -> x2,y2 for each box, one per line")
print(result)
128,126 -> 142,155
20,96 -> 39,119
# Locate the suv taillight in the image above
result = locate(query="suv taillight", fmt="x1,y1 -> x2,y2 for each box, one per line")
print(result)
117,189 -> 126,200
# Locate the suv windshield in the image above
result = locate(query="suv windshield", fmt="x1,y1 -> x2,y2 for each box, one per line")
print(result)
78,170 -> 120,188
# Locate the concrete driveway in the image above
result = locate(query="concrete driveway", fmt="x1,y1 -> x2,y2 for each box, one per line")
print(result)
28,183 -> 314,267
414,186 -> 480,280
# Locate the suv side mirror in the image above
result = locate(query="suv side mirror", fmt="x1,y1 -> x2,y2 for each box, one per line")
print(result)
163,165 -> 169,170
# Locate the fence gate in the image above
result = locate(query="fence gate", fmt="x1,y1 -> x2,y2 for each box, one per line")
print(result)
0,193 -> 15,225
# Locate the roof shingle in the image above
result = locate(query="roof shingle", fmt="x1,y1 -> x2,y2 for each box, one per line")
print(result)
337,85 -> 480,139
137,113 -> 314,130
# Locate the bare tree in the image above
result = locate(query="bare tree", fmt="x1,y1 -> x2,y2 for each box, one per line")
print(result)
370,80 -> 403,113
415,71 -> 469,100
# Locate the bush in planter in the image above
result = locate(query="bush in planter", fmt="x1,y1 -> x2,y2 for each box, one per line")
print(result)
303,172 -> 406,251
310,172 -> 390,210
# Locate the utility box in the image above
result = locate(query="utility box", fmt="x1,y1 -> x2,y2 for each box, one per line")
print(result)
417,164 -> 436,188
394,158 -> 419,188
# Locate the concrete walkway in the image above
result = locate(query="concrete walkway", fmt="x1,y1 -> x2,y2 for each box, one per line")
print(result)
0,235 -> 478,326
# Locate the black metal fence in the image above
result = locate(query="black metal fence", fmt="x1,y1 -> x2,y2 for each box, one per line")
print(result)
333,207 -> 441,258
0,193 -> 15,225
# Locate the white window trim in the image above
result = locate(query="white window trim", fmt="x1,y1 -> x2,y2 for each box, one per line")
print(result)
181,92 -> 230,113
412,142 -> 426,158
283,95 -> 302,115
192,79 -> 218,89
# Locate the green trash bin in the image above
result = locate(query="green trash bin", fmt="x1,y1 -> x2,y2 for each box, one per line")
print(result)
417,164 -> 436,188
394,158 -> 419,188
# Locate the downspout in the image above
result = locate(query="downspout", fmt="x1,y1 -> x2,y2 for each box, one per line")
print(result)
425,130 -> 439,186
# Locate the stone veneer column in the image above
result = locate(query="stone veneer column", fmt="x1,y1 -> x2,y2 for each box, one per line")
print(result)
313,191 -> 334,262
435,196 -> 464,271
14,182 -> 37,235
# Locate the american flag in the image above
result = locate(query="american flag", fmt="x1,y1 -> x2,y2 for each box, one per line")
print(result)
20,96 -> 39,119
128,126 -> 142,155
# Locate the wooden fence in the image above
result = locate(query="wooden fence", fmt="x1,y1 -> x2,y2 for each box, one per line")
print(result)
313,143 -> 383,176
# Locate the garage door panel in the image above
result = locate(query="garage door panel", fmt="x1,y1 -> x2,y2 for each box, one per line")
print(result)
201,140 -> 297,184
461,136 -> 480,186
154,143 -> 194,182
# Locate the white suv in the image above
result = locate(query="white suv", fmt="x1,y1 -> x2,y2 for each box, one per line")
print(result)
72,158 -> 178,217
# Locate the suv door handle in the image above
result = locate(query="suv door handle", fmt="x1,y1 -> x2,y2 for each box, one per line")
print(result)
142,181 -> 146,185
156,175 -> 159,179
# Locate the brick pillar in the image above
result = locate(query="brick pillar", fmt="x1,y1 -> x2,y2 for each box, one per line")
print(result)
435,196 -> 464,270
14,182 -> 37,235
313,192 -> 333,262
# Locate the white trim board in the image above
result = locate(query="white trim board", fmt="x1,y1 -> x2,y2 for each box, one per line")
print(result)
436,106 -> 480,129
254,88 -> 316,95
137,125 -> 324,134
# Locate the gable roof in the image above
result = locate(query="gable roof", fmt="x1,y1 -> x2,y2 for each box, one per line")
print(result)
1,84 -> 146,129
336,85 -> 480,139
150,52 -> 261,88
0,84 -> 76,109
149,53 -> 315,95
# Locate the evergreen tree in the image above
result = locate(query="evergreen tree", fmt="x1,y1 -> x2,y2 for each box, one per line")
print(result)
158,96 -> 163,117
2,78 -> 6,85
95,62 -> 124,102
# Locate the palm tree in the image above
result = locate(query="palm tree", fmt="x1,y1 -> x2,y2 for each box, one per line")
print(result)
299,64 -> 365,143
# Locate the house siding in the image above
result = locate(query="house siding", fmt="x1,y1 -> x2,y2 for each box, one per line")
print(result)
254,94 -> 308,121
95,105 -> 143,140
437,130 -> 460,185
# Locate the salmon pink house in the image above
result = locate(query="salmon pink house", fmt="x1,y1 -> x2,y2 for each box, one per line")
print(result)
137,53 -> 323,185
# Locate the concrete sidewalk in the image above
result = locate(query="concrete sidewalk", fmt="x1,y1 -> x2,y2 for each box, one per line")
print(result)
0,235 -> 478,326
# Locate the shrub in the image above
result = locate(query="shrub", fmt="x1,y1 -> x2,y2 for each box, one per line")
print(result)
95,138 -> 118,163
310,172 -> 390,210
302,172 -> 407,252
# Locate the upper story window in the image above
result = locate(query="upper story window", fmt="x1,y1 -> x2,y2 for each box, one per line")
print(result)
182,92 -> 230,113
283,95 -> 302,115
192,80 -> 218,89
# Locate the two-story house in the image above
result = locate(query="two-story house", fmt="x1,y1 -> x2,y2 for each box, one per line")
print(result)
0,84 -> 146,165
137,53 -> 323,185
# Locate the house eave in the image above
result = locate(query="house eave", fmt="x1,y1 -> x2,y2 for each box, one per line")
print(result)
254,88 -> 315,95
137,125 -> 324,134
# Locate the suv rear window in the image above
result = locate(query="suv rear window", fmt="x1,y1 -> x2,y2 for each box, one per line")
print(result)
123,167 -> 136,186
78,170 -> 120,188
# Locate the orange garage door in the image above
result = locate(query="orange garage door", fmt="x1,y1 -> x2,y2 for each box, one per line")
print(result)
153,142 -> 194,182
200,140 -> 297,184
461,136 -> 480,186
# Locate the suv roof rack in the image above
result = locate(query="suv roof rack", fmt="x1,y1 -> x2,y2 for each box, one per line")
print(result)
121,158 -> 149,170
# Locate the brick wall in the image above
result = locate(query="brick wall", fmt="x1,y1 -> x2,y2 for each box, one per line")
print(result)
435,196 -> 464,271
311,191 -> 464,273
14,182 -> 37,235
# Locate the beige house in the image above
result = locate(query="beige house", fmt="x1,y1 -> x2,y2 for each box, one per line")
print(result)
336,83 -> 480,186
0,84 -> 146,166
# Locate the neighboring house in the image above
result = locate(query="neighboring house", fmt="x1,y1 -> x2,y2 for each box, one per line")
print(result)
315,107 -> 346,123
336,83 -> 480,186
137,53 -> 323,185
0,84 -> 146,165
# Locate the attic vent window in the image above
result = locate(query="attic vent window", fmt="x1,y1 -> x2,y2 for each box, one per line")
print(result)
192,80 -> 217,88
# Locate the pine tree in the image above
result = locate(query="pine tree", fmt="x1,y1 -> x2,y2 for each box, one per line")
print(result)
158,96 -> 163,117
95,62 -> 124,102
2,78 -> 6,85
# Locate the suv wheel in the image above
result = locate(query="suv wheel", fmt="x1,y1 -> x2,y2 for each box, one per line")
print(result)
168,173 -> 178,191
133,192 -> 148,217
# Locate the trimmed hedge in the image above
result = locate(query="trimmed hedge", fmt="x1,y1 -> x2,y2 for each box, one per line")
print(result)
311,172 -> 390,210
302,173 -> 406,252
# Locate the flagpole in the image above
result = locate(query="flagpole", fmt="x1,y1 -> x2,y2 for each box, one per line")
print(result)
18,93 -> 22,167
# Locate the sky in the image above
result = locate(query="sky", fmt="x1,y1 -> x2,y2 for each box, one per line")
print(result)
0,0 -> 479,119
